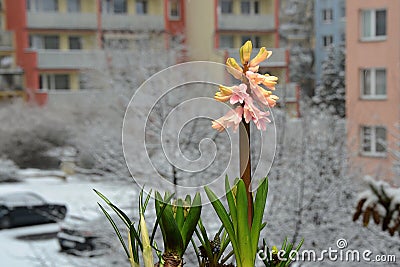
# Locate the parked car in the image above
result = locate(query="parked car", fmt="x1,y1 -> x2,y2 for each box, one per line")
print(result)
0,192 -> 67,229
57,212 -> 119,256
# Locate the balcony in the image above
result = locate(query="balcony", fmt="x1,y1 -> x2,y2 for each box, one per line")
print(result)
27,12 -> 97,30
0,31 -> 13,50
101,14 -> 164,31
223,48 -> 287,67
218,14 -> 275,31
36,50 -> 107,69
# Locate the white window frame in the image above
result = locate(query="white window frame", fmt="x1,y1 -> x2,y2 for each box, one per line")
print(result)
322,8 -> 333,23
361,9 -> 387,41
135,0 -> 148,14
27,0 -> 58,12
168,0 -> 180,20
220,0 -> 233,14
360,126 -> 387,157
360,68 -> 387,100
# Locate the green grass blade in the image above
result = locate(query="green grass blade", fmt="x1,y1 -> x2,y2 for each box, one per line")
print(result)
129,226 -> 139,263
196,220 -> 213,260
181,192 -> 202,250
97,203 -> 130,258
236,180 -> 253,265
205,186 -> 241,264
251,177 -> 268,255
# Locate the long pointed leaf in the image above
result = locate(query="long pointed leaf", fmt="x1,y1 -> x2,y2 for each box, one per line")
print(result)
236,180 -> 253,266
181,192 -> 201,250
175,199 -> 185,231
150,192 -> 175,245
205,186 -> 241,264
251,177 -> 268,255
94,189 -> 132,228
225,176 -> 238,234
97,203 -> 130,258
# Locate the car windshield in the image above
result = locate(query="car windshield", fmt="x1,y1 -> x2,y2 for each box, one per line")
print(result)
0,192 -> 46,206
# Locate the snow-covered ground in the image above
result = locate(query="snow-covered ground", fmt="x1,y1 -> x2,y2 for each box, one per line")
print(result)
0,175 -> 137,267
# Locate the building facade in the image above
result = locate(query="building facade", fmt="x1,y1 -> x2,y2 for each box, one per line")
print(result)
314,0 -> 345,84
1,0 -> 296,114
346,0 -> 400,182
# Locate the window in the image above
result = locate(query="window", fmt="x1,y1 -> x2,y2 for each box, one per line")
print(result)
136,0 -> 148,14
219,35 -> 234,48
362,9 -> 386,40
40,74 -> 70,90
169,0 -> 180,19
69,36 -> 82,50
67,0 -> 80,12
241,35 -> 261,48
360,68 -> 386,98
240,0 -> 259,14
30,35 -> 59,49
220,0 -> 232,14
27,0 -> 58,12
323,35 -> 333,47
103,0 -> 127,14
322,9 -> 333,23
361,126 -> 387,156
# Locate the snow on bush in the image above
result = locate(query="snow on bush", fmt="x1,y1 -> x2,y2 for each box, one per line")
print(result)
354,175 -> 400,237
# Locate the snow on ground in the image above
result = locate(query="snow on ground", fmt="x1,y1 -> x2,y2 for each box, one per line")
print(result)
0,175 -> 138,267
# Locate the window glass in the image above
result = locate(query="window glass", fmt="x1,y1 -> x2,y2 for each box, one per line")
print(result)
376,10 -> 386,36
362,10 -> 372,37
169,0 -> 180,18
241,1 -> 250,14
362,127 -> 371,152
67,0 -> 80,12
254,1 -> 259,14
54,74 -> 69,89
44,36 -> 59,49
221,0 -> 232,14
219,35 -> 234,48
375,127 -> 387,152
362,69 -> 371,95
69,36 -> 82,50
136,0 -> 148,14
375,69 -> 386,95
114,0 -> 127,13
42,0 -> 58,11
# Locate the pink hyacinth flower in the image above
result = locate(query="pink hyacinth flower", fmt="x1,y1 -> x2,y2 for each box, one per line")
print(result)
230,83 -> 249,105
243,97 -> 271,131
212,106 -> 244,132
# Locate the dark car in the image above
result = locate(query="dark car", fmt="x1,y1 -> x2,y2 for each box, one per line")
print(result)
0,192 -> 67,229
57,213 -> 114,256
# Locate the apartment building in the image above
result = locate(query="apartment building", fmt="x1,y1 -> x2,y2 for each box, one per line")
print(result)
314,0 -> 345,85
346,0 -> 400,182
3,0 -> 164,94
1,0 -> 297,114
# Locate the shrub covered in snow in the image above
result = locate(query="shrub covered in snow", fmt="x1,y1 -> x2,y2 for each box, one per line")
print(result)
354,176 -> 400,237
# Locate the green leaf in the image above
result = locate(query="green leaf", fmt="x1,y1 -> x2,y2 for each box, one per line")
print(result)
195,224 -> 213,261
150,192 -> 175,246
129,225 -> 139,263
94,189 -> 132,228
236,180 -> 253,266
97,203 -> 130,259
225,176 -> 238,234
155,193 -> 184,255
251,177 -> 268,255
181,192 -> 201,250
205,186 -> 241,265
175,199 -> 185,232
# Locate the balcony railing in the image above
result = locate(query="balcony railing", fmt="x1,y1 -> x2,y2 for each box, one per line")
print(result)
36,50 -> 107,69
101,14 -> 164,31
27,12 -> 97,30
218,14 -> 275,31
223,48 -> 287,67
0,30 -> 13,49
